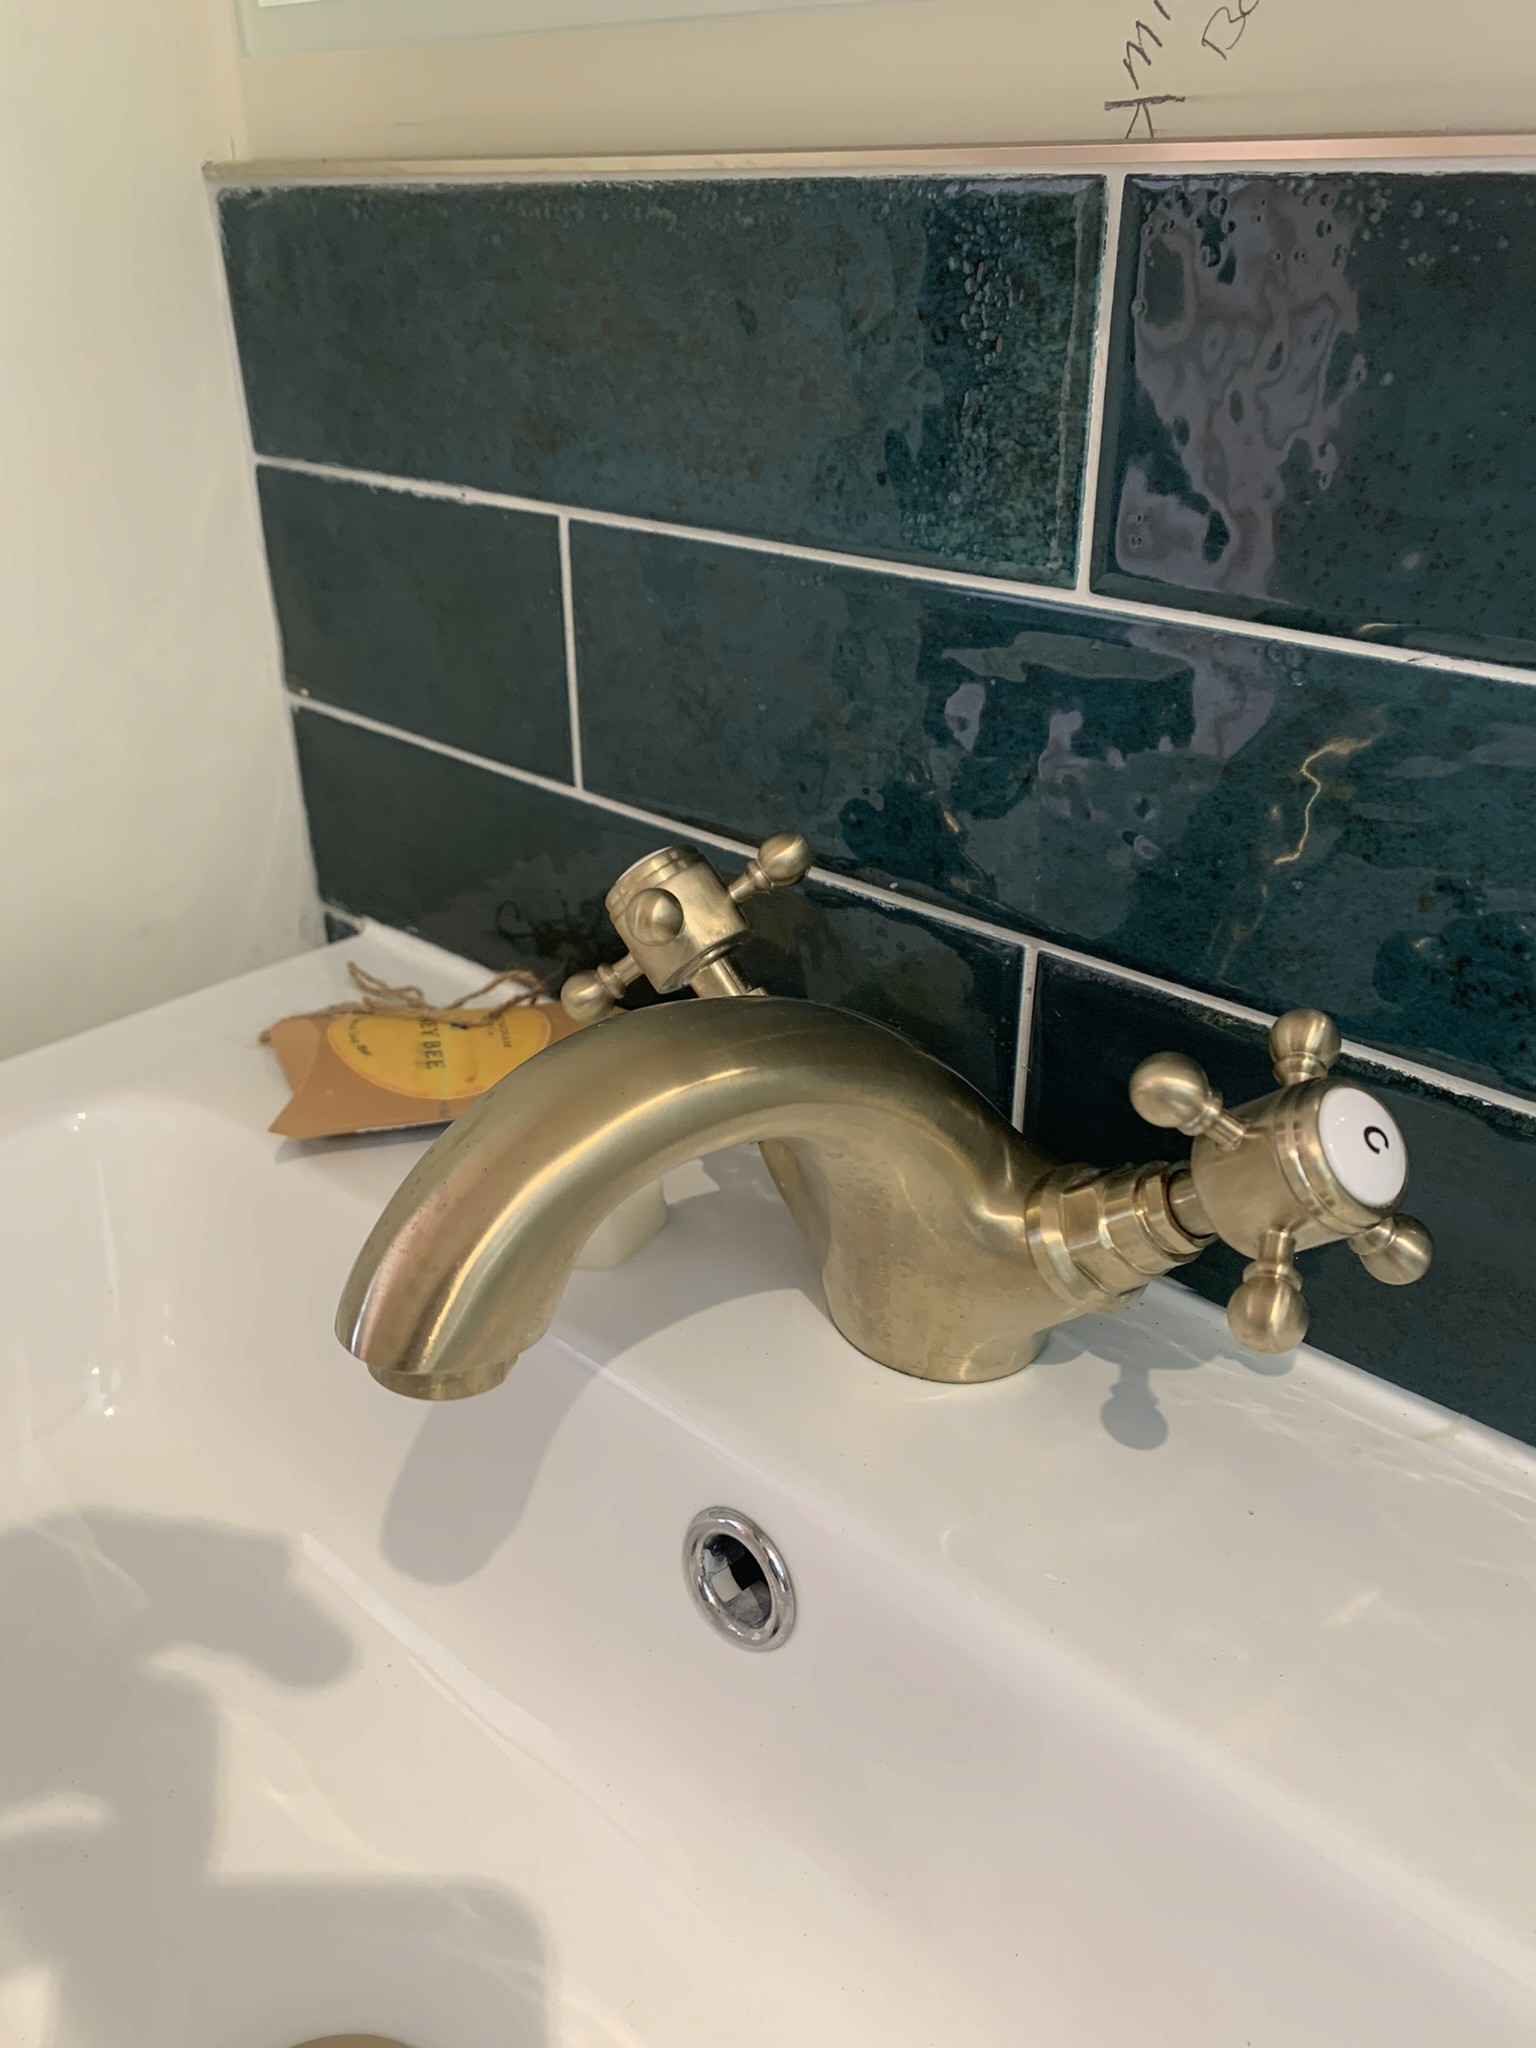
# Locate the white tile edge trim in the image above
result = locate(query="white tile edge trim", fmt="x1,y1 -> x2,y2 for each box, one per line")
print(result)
257,453 -> 1536,691
290,694 -> 1536,1124
557,513 -> 584,789
206,136 -> 1536,183
1071,170 -> 1124,599
1010,948 -> 1039,1132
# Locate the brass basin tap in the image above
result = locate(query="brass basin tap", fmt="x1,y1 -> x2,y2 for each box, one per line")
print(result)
337,834 -> 1432,1399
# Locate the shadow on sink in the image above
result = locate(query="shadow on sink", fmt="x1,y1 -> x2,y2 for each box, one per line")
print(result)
1043,1301 -> 1293,1451
0,1509 -> 545,2047
380,1162 -> 822,1585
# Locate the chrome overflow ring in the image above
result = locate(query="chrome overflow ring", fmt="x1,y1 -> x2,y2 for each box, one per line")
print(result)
684,1508 -> 796,1651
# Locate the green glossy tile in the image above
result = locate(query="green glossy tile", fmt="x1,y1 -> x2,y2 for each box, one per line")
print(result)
735,881 -> 1024,1114
572,523 -> 1536,1099
1026,956 -> 1536,1448
292,709 -> 1024,1110
258,467 -> 570,778
1096,173 -> 1536,663
220,177 -> 1104,583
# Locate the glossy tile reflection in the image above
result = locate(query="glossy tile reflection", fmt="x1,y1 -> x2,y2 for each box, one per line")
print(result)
221,178 -> 1105,583
1097,174 -> 1536,662
292,708 -> 1024,1110
575,525 -> 1536,1096
1026,957 -> 1536,1448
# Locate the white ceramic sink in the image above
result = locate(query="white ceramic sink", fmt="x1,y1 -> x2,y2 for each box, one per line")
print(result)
1,927 -> 1533,2048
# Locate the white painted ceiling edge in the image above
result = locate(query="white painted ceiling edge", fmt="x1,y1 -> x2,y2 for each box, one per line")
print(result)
0,0 -> 318,1063
224,0 -> 1536,165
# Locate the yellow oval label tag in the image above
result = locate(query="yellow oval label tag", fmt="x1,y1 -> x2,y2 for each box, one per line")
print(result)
326,1007 -> 552,1102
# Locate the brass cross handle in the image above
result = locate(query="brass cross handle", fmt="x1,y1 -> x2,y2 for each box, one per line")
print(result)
1130,1008 -> 1433,1354
560,832 -> 812,1023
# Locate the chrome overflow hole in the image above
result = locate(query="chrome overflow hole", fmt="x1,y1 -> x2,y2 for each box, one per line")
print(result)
684,1508 -> 796,1651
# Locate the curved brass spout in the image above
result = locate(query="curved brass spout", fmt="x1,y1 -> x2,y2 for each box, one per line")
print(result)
337,997 -> 1208,1400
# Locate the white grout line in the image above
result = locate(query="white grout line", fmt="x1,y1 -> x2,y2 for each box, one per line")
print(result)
1011,949 -> 1040,1131
258,452 -> 1536,691
1072,171 -> 1125,599
557,514 -> 584,789
291,693 -> 763,861
290,693 -> 1536,1125
819,859 -> 1536,1115
1019,938 -> 1536,1120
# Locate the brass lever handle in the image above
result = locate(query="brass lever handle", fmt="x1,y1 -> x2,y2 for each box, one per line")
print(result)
561,831 -> 812,1023
1130,1007 -> 1433,1356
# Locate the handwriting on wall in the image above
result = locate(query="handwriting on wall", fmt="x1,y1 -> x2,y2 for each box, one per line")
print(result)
1104,0 -> 1264,138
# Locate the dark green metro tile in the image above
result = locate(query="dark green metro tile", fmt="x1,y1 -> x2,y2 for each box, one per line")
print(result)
258,467 -> 570,778
1095,174 -> 1536,664
736,883 -> 1023,1116
220,178 -> 1104,584
572,525 -> 1536,1099
292,709 -> 1023,1111
1026,956 -> 1536,1448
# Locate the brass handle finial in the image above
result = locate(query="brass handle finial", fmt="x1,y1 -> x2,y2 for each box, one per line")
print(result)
560,831 -> 812,1022
1268,1008 -> 1341,1084
731,831 -> 812,899
1348,1212 -> 1433,1286
1227,1227 -> 1309,1353
1129,1051 -> 1246,1151
560,955 -> 643,1024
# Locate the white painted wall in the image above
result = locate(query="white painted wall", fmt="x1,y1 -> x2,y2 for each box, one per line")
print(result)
0,0 -> 318,1062
233,0 -> 1536,163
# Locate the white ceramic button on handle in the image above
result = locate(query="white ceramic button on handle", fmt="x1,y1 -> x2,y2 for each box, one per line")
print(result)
1317,1085 -> 1408,1209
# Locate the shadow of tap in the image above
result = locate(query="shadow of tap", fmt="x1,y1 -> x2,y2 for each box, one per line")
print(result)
0,1508 -> 545,2047
1042,1292 -> 1293,1451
